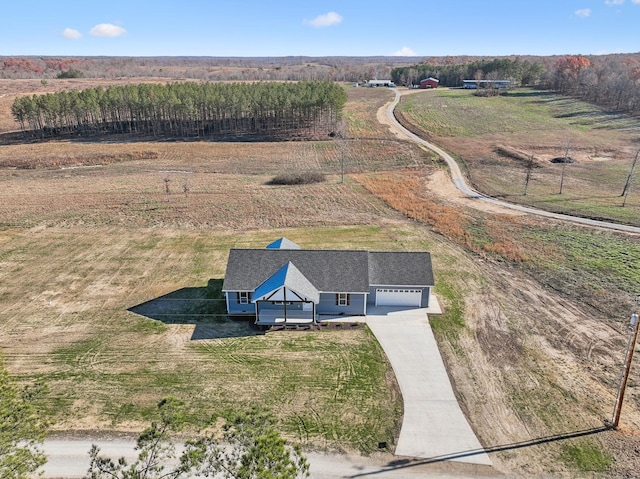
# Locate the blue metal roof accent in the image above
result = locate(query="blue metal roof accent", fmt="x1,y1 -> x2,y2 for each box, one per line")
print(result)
265,237 -> 301,250
253,261 -> 320,303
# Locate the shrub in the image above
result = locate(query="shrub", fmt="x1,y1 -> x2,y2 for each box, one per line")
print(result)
267,172 -> 326,185
56,70 -> 84,79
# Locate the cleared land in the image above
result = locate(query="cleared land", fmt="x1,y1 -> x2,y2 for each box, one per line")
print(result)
1,83 -> 640,477
397,88 -> 640,226
0,87 -> 426,456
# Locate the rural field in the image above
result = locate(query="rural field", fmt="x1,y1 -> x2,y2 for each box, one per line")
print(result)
397,88 -> 640,227
1,81 -> 640,477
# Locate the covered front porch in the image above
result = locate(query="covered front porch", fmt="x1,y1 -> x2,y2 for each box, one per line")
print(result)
252,261 -> 320,325
255,304 -> 315,325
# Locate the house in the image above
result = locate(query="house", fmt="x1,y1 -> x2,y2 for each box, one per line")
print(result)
463,79 -> 511,89
222,238 -> 434,325
420,78 -> 439,89
368,79 -> 395,88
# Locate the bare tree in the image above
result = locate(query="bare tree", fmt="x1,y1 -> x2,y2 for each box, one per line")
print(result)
332,120 -> 348,184
163,177 -> 171,202
524,155 -> 535,195
86,400 -> 309,479
182,177 -> 190,208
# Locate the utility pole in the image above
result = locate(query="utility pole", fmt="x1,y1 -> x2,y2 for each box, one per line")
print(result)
341,139 -> 345,184
611,309 -> 640,429
559,139 -> 571,195
621,149 -> 639,207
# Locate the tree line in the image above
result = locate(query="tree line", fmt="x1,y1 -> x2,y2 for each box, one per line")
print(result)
11,81 -> 347,141
548,55 -> 640,116
0,55 -> 400,81
391,58 -> 546,87
392,54 -> 640,117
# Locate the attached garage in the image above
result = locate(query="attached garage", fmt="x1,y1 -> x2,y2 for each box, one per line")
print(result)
224,241 -> 434,322
375,288 -> 423,307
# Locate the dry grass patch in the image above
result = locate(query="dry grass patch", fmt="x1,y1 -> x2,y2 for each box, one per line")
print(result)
0,136 -> 416,230
354,170 -> 471,244
353,170 -> 529,262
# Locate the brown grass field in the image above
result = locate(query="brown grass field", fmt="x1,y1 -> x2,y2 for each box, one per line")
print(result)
1,81 -> 640,477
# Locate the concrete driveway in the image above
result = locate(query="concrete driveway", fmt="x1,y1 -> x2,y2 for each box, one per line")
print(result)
366,306 -> 492,466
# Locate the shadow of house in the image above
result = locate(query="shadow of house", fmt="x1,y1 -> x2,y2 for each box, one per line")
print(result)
127,279 -> 264,340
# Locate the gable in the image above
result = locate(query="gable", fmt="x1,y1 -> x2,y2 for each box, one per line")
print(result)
253,262 -> 320,303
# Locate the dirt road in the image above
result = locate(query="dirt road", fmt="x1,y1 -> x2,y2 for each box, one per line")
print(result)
42,437 -> 501,479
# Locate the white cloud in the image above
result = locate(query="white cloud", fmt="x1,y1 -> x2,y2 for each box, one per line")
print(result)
392,46 -> 418,56
303,12 -> 343,28
632,0 -> 640,4
90,23 -> 126,37
575,8 -> 592,17
605,0 -> 624,5
62,28 -> 82,39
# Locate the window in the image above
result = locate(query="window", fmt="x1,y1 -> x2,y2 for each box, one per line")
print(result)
238,291 -> 252,304
336,293 -> 350,306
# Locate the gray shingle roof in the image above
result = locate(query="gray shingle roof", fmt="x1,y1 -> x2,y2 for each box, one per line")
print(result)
222,248 -> 434,293
368,251 -> 434,286
223,249 -> 370,292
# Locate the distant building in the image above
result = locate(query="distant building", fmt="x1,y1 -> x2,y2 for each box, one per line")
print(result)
420,78 -> 439,89
463,79 -> 511,89
368,79 -> 395,88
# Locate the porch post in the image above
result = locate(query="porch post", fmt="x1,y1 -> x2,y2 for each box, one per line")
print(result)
283,288 -> 287,324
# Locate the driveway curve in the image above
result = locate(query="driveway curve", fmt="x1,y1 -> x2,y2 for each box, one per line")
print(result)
385,88 -> 640,235
366,308 -> 491,465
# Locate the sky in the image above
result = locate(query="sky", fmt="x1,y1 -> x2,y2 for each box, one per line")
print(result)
1,0 -> 639,58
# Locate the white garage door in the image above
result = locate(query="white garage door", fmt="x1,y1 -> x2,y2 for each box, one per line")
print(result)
375,289 -> 422,307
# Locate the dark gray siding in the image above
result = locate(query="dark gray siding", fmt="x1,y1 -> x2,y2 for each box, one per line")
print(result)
421,287 -> 431,307
226,292 -> 256,315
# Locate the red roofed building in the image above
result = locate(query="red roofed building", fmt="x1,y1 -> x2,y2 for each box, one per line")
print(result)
420,78 -> 439,89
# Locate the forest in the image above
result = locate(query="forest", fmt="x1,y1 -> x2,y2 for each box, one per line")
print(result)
391,58 -> 546,87
391,54 -> 640,117
6,53 -> 640,140
10,81 -> 347,141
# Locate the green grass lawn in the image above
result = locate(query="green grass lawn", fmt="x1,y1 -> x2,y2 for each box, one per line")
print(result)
400,88 -> 640,138
0,225 -> 417,453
